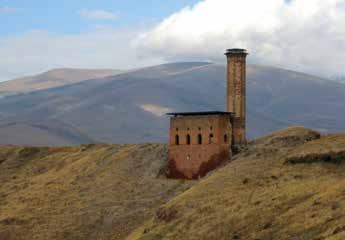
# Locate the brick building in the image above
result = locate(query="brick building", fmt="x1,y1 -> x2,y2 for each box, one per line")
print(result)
167,49 -> 248,179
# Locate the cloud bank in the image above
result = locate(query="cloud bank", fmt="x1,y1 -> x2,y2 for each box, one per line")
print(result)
2,0 -> 344,81
0,26 -> 162,81
138,0 -> 345,76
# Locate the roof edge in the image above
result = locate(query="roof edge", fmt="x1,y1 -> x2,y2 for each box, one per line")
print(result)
167,111 -> 234,116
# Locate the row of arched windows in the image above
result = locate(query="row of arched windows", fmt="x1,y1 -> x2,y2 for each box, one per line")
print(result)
176,126 -> 213,131
175,134 -> 228,145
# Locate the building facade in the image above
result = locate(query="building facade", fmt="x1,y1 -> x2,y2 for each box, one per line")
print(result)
166,112 -> 233,179
167,49 -> 248,180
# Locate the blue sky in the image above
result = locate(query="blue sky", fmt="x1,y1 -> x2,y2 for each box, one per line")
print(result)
0,0 -> 200,36
0,0 -> 200,80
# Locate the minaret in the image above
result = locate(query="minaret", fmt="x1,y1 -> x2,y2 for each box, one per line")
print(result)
225,48 -> 248,145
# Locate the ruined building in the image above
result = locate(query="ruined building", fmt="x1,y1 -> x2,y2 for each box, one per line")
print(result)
167,48 -> 248,179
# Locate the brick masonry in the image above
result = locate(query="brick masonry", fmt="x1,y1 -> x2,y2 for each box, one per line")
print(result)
167,114 -> 232,179
226,50 -> 248,145
167,49 -> 248,179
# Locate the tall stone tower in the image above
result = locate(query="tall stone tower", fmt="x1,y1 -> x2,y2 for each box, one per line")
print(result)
225,48 -> 248,145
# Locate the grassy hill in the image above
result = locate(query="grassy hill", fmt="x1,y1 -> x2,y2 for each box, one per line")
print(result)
2,127 -> 345,239
0,144 -> 191,240
129,127 -> 345,240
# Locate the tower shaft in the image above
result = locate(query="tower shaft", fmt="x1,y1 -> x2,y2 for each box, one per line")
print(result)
225,49 -> 248,145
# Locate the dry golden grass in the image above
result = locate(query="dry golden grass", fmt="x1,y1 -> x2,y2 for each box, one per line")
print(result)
287,134 -> 345,164
2,127 -> 345,240
0,144 -> 192,240
128,127 -> 345,240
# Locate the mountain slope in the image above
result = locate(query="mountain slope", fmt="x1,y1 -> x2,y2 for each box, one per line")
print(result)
0,120 -> 95,146
0,68 -> 122,97
0,62 -> 344,146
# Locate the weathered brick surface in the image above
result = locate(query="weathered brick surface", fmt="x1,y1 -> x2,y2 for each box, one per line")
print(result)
226,50 -> 248,145
167,115 -> 232,179
167,49 -> 248,179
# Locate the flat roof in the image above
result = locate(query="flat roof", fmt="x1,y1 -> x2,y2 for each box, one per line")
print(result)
167,111 -> 234,117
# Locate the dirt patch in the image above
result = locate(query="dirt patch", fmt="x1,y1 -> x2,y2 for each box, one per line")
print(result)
156,207 -> 178,223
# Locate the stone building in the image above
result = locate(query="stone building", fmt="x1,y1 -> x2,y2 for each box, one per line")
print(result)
167,49 -> 248,180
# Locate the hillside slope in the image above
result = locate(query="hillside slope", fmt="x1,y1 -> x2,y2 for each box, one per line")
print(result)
1,62 -> 344,146
0,144 -> 192,240
129,127 -> 345,240
2,127 -> 345,239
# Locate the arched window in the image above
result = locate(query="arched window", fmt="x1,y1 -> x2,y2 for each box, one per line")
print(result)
209,133 -> 214,144
186,134 -> 191,145
224,134 -> 228,143
175,135 -> 180,145
198,134 -> 202,145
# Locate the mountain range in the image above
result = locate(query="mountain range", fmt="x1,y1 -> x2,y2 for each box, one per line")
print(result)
0,62 -> 344,146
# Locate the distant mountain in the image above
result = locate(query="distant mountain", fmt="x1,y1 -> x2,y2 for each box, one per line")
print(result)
0,68 -> 122,97
0,62 -> 344,146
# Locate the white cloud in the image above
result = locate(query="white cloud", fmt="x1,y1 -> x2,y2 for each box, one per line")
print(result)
0,6 -> 18,13
79,9 -> 117,21
137,0 -> 345,76
0,26 -> 163,81
140,104 -> 173,117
